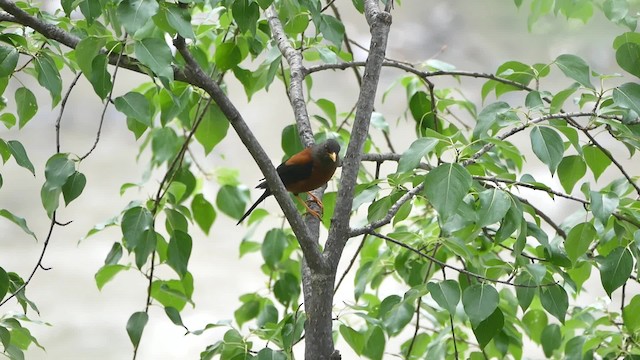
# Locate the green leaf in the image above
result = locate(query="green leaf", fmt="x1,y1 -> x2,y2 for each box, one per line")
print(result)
151,280 -> 189,311
62,171 -> 86,205
397,137 -> 437,173
477,189 -> 511,227
557,155 -> 586,193
583,145 -> 611,180
515,273 -> 536,311
474,102 -> 511,138
0,267 -> 8,302
550,83 -> 580,113
134,38 -> 173,81
45,153 -> 75,187
261,229 -> 286,269
363,326 -> 385,360
423,163 -> 472,222
462,284 -> 499,325
83,54 -> 110,100
167,230 -> 192,278
75,36 -> 105,79
191,194 -> 215,235
126,311 -> 149,348
0,209 -> 36,239
151,127 -> 180,164
427,280 -> 460,314
121,206 -> 154,251
34,53 -> 62,106
164,4 -> 195,39
104,242 -> 123,265
383,300 -> 414,336
214,42 -> 242,71
232,0 -> 260,35
522,309 -> 548,344
255,349 -> 287,360
409,91 -> 435,135
79,0 -> 102,23
565,222 -> 596,264
623,294 -> 640,332
600,247 -> 633,297
0,113 -> 16,129
530,126 -> 563,174
164,306 -> 184,327
114,92 -> 152,126
616,42 -> 640,78
472,308 -> 503,349
284,12 -> 310,35
194,104 -> 229,154
281,124 -> 304,157
117,0 -> 159,34
554,54 -> 594,89
94,264 -> 128,290
216,185 -> 249,220
339,325 -> 365,355
590,191 -> 619,224
0,45 -> 18,77
15,87 -> 38,128
540,284 -> 568,323
613,82 -> 640,115
274,272 -> 300,306
7,140 -> 34,175
319,14 -> 345,48
541,324 -> 562,357
40,183 -> 61,216
135,229 -> 156,269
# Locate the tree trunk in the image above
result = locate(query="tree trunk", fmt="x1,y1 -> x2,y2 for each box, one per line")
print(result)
302,262 -> 337,360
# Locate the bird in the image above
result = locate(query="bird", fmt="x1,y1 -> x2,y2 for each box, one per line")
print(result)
236,139 -> 341,225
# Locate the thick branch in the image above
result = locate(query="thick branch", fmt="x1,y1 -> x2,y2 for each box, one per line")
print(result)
324,0 -> 392,268
265,6 -> 314,146
173,36 -> 326,272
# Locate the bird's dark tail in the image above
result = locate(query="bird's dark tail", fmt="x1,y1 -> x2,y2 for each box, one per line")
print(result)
236,189 -> 271,225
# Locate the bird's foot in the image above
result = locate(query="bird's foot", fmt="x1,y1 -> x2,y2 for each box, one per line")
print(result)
306,191 -> 324,209
295,194 -> 323,220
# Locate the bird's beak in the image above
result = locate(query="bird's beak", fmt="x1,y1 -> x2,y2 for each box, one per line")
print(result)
329,152 -> 337,162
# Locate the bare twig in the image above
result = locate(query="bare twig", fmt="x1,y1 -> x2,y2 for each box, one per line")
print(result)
333,235 -> 367,294
0,214 -> 56,308
55,72 -> 82,153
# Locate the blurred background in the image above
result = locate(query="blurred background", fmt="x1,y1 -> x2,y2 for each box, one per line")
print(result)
0,0 -> 635,358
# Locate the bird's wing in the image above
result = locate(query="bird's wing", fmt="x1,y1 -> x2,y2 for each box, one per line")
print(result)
275,148 -> 313,190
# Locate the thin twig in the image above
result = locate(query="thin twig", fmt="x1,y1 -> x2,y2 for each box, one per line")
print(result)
333,235 -> 367,293
0,214 -> 56,308
369,231 -> 555,288
565,117 -> 640,197
55,72 -> 82,153
350,184 -> 424,237
80,35 -> 126,161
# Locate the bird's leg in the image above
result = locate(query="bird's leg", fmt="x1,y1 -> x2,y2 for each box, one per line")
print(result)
306,191 -> 324,209
295,194 -> 321,219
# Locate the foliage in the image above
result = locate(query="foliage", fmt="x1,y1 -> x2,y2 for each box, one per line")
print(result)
0,0 -> 639,359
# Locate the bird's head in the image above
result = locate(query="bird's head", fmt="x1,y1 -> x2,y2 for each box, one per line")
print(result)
314,139 -> 341,165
